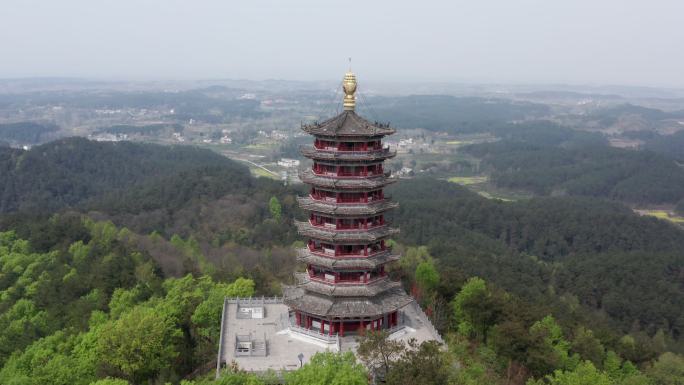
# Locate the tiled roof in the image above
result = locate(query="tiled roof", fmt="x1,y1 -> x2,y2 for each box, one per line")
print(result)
283,285 -> 413,318
295,221 -> 398,243
296,248 -> 400,269
298,170 -> 396,190
301,111 -> 395,137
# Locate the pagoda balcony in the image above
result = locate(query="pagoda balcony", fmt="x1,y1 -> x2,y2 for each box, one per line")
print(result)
305,270 -> 387,285
297,196 -> 398,216
306,194 -> 388,204
312,169 -> 385,179
300,145 -> 396,161
307,219 -> 385,232
306,243 -> 389,258
295,221 -> 398,243
299,170 -> 396,189
296,248 -> 400,269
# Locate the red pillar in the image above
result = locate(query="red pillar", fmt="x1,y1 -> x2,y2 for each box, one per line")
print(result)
320,319 -> 325,334
295,312 -> 301,327
340,321 -> 345,337
329,320 -> 333,336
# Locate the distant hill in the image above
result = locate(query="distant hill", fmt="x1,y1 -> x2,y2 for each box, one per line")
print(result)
0,121 -> 59,144
0,137 -> 252,213
391,178 -> 684,340
367,95 -> 550,133
464,141 -> 684,205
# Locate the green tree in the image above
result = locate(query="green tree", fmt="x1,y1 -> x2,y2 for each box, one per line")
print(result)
527,315 -> 579,376
95,305 -> 181,383
571,326 -> 605,366
90,378 -> 130,385
285,352 -> 366,385
527,361 -> 612,385
648,352 -> 684,385
269,196 -> 282,221
385,340 -> 450,385
452,277 -> 502,343
415,260 -> 439,293
356,330 -> 404,377
182,371 -> 265,385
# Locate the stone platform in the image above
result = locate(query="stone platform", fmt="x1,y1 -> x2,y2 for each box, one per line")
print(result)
216,297 -> 443,377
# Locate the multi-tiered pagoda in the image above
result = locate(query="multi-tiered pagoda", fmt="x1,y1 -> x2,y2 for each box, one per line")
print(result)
284,71 -> 412,337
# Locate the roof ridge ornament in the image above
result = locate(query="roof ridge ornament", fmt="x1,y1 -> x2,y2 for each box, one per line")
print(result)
342,68 -> 357,111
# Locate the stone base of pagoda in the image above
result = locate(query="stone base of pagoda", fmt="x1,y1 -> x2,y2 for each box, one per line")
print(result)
291,310 -> 400,337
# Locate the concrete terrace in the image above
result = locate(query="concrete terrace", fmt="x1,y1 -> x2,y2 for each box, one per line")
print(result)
216,297 -> 443,377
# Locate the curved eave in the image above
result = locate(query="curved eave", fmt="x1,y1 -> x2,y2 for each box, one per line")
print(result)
283,286 -> 413,318
300,146 -> 397,162
299,170 -> 396,190
297,196 -> 399,216
295,221 -> 399,243
301,111 -> 395,137
296,248 -> 400,269
293,273 -> 401,297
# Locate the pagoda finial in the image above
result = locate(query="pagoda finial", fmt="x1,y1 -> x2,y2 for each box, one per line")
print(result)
342,63 -> 357,111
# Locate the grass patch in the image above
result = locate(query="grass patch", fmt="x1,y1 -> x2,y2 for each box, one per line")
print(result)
447,176 -> 488,185
477,191 -> 514,202
445,140 -> 475,145
251,167 -> 279,179
243,144 -> 270,150
638,210 -> 684,224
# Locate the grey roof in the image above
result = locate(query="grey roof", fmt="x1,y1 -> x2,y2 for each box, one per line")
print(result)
297,196 -> 399,216
294,274 -> 401,297
301,111 -> 395,137
295,221 -> 399,243
296,248 -> 400,269
283,285 -> 413,318
299,170 -> 396,190
300,146 -> 397,162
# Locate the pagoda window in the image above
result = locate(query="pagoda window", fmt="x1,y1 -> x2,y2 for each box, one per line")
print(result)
311,188 -> 336,201
315,139 -> 336,150
313,162 -> 336,175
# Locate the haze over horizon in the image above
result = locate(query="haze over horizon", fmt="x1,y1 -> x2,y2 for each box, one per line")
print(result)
1,0 -> 683,88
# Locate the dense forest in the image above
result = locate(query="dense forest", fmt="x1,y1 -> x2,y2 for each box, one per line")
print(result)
390,178 -> 684,342
0,88 -> 264,124
1,139 -> 683,384
625,130 -> 684,162
586,104 -> 684,127
0,121 -> 59,144
369,96 -> 550,134
96,123 -> 184,136
464,142 -> 684,205
0,137 -> 256,213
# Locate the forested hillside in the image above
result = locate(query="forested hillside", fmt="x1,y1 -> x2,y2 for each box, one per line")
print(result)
0,137 -> 254,213
464,142 -> 684,205
625,130 -> 684,162
1,138 -> 683,384
390,178 -> 684,343
0,121 -> 59,144
369,96 -> 550,133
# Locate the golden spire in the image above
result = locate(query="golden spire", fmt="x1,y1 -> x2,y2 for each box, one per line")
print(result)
342,63 -> 357,111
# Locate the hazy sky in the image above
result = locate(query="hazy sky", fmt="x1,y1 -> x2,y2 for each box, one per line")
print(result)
1,0 -> 683,87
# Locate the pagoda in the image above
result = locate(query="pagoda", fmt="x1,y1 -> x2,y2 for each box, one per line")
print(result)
284,71 -> 413,337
